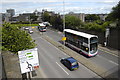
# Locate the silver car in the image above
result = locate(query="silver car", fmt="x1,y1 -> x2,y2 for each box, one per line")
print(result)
24,27 -> 29,30
28,29 -> 33,34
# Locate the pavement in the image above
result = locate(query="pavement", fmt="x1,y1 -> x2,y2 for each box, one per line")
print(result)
98,44 -> 119,57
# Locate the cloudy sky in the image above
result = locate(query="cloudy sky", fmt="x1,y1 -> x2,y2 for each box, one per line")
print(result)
1,0 -> 119,15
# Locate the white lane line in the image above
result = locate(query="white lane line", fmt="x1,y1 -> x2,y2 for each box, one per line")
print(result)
41,36 -> 70,56
97,55 -> 118,65
32,37 -> 41,40
109,60 -> 118,65
56,62 -> 69,75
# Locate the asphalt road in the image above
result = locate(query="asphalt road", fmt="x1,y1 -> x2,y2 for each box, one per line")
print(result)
43,28 -> 119,77
30,29 -> 101,78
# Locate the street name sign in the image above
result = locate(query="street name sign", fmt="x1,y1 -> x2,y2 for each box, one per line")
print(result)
18,48 -> 39,74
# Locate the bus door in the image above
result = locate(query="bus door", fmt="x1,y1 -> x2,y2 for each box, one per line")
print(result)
78,40 -> 82,48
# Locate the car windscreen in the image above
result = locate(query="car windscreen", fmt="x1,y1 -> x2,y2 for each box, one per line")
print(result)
71,62 -> 77,66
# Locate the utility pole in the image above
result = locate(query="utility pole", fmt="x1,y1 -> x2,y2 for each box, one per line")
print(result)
63,0 -> 65,49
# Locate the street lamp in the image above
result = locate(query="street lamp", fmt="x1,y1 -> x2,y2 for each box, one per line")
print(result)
63,0 -> 65,49
63,0 -> 65,35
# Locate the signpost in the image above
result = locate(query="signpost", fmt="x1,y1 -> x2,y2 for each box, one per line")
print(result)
105,28 -> 110,46
18,48 -> 39,79
62,37 -> 66,49
62,37 -> 66,41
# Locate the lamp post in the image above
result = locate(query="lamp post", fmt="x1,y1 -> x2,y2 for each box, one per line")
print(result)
63,0 -> 65,49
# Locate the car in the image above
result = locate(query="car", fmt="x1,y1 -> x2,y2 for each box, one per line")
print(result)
28,29 -> 33,34
60,57 -> 79,71
24,27 -> 29,30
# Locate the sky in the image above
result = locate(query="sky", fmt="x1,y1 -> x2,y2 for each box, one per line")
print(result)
1,0 -> 119,15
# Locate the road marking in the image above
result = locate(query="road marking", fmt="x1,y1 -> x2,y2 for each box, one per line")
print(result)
98,48 -> 118,58
41,36 -> 70,57
32,37 -> 41,40
109,60 -> 118,65
56,62 -> 69,75
97,55 -> 118,65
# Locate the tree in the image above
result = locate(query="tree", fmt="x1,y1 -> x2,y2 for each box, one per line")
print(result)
50,15 -> 63,31
65,15 -> 81,29
30,14 -> 38,22
84,22 -> 105,31
109,1 -> 120,21
106,1 -> 120,26
42,11 -> 50,22
2,22 -> 36,53
85,14 -> 100,22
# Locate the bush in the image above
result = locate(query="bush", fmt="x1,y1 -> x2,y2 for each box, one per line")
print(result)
2,22 -> 36,53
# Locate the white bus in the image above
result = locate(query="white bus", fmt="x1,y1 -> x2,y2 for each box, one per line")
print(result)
38,23 -> 47,32
64,29 -> 98,57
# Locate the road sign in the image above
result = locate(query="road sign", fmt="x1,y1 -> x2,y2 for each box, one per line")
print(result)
105,28 -> 110,38
62,37 -> 66,41
18,48 -> 39,74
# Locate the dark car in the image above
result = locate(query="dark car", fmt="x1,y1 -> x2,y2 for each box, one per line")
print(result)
60,57 -> 79,71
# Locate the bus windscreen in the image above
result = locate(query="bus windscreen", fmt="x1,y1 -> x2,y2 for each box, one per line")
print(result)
90,37 -> 98,43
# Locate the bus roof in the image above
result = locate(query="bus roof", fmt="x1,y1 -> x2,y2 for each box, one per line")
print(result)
39,23 -> 46,26
64,29 -> 97,39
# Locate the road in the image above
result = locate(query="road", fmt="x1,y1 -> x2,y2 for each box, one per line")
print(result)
43,27 -> 119,77
30,29 -> 101,78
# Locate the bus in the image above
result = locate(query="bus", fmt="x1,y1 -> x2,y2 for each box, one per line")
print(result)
64,29 -> 98,57
38,23 -> 47,32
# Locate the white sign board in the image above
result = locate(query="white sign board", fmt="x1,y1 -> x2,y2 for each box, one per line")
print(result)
18,48 -> 39,74
105,28 -> 110,38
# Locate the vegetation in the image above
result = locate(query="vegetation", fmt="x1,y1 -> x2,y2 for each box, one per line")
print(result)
65,15 -> 82,29
50,15 -> 63,31
85,14 -> 100,22
106,1 -> 120,26
30,14 -> 38,21
2,22 -> 36,53
42,11 -> 50,22
10,24 -> 39,29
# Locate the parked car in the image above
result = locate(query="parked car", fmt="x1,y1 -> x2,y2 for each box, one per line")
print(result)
24,27 -> 29,30
60,57 -> 79,71
28,29 -> 33,34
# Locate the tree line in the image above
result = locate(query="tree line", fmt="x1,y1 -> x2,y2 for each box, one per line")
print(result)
42,1 -> 120,31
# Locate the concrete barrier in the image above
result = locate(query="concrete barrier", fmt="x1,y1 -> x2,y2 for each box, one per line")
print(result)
2,51 -> 22,79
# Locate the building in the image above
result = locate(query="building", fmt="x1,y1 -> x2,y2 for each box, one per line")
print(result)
1,13 -> 11,22
18,13 -> 32,22
33,10 -> 42,22
97,14 -> 108,21
66,12 -> 85,22
6,9 -> 15,17
16,10 -> 42,22
6,9 -> 15,21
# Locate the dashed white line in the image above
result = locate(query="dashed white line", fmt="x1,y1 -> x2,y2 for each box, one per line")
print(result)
97,55 -> 118,65
109,60 -> 118,65
56,62 -> 69,75
41,36 -> 70,56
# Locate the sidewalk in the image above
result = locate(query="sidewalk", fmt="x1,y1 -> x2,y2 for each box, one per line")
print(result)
98,44 -> 119,57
